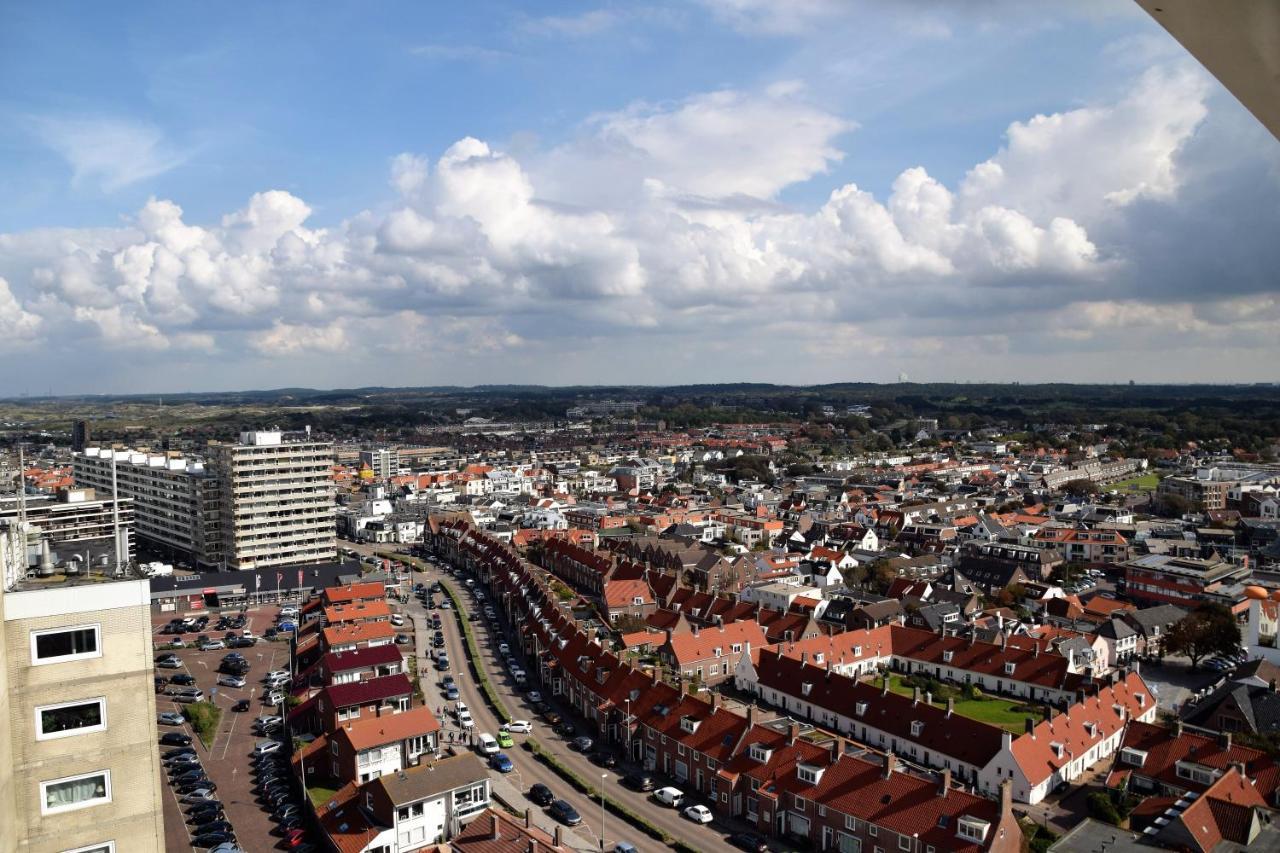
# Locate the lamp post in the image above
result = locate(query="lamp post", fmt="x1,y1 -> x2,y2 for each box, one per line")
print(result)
600,772 -> 608,851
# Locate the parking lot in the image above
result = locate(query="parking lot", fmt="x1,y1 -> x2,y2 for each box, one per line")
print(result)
152,604 -> 315,851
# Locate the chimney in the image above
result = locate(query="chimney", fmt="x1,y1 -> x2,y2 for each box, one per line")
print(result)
939,767 -> 952,798
912,687 -> 921,706
925,691 -> 932,706
528,841 -> 538,853
679,676 -> 688,697
946,697 -> 955,718
1219,731 -> 1233,750
1025,716 -> 1036,737
833,736 -> 846,759
1271,679 -> 1278,693
1033,642 -> 1040,658
525,808 -> 532,828
788,722 -> 801,745
882,675 -> 890,696
711,692 -> 721,711
665,629 -> 673,646
554,826 -> 562,847
747,704 -> 757,727
801,651 -> 808,665
488,812 -> 501,840
1173,719 -> 1183,738
999,778 -> 1013,815
653,664 -> 664,685
883,751 -> 897,779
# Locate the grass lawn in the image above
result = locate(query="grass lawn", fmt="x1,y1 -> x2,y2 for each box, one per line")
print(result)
883,674 -> 1042,734
1109,472 -> 1161,492
307,784 -> 340,808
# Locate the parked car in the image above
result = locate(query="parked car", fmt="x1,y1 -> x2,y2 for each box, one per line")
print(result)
613,845 -> 640,853
198,638 -> 226,651
728,831 -> 770,852
395,633 -> 411,645
233,699 -> 251,712
217,674 -> 247,689
505,720 -> 532,734
390,614 -> 405,626
158,711 -> 186,726
160,732 -> 193,747
477,733 -> 499,755
571,736 -> 593,752
156,656 -> 183,669
254,740 -> 282,756
621,773 -> 655,792
180,788 -> 218,804
554,721 -> 577,737
683,804 -> 713,824
543,710 -> 563,725
528,783 -> 555,806
548,799 -> 582,826
170,673 -> 197,686
172,690 -> 205,704
654,787 -> 685,807
590,751 -> 617,768
163,747 -> 196,761
489,753 -> 514,773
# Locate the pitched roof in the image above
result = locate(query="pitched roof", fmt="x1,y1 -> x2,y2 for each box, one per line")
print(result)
1110,720 -> 1280,800
320,643 -> 404,677
324,673 -> 413,709
1165,768 -> 1265,851
369,751 -> 489,806
323,582 -> 387,605
322,620 -> 396,649
324,599 -> 391,625
332,705 -> 441,751
603,579 -> 653,608
666,621 -> 767,665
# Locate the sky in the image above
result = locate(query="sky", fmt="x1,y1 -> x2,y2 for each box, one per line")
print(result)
1,0 -> 1278,395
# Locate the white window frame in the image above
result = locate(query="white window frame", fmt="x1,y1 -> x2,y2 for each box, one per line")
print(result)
35,697 -> 108,741
60,843 -> 115,853
40,769 -> 112,816
31,624 -> 102,666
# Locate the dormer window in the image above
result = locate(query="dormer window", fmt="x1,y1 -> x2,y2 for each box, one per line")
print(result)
797,764 -> 824,785
853,645 -> 862,657
911,721 -> 924,737
943,651 -> 954,663
856,702 -> 868,716
1084,722 -> 1097,737
714,647 -> 723,658
1120,748 -> 1147,767
680,716 -> 700,734
748,743 -> 772,763
1004,662 -> 1016,675
1050,742 -> 1064,759
801,682 -> 813,697
731,644 -> 742,654
814,653 -> 824,665
957,817 -> 990,843
633,596 -> 644,606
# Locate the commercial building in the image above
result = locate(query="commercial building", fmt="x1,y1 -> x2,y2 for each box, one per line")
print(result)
0,519 -> 166,853
1123,554 -> 1250,608
360,447 -> 400,481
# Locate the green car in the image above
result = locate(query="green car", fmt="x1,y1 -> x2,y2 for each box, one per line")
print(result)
497,730 -> 514,749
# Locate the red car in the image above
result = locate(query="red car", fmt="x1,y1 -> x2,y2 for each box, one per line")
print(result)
286,828 -> 307,848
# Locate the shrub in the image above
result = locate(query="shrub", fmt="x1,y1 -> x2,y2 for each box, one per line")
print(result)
1087,791 -> 1123,826
182,701 -> 223,748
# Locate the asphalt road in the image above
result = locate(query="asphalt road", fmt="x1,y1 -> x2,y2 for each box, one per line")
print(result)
404,556 -> 742,853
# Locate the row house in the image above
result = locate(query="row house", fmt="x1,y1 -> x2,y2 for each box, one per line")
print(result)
1032,527 -> 1131,564
323,598 -> 393,627
291,672 -> 414,735
742,647 -> 1156,804
539,538 -> 614,597
447,519 -> 1026,849
325,705 -> 442,784
309,644 -> 406,687
601,578 -> 658,624
1106,720 -> 1280,805
322,619 -> 397,654
658,621 -> 769,688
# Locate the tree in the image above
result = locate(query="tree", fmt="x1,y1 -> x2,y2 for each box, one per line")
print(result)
1166,604 -> 1241,668
1061,479 -> 1101,496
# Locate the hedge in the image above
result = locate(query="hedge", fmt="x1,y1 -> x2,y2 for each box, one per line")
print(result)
523,738 -> 674,846
439,578 -> 512,723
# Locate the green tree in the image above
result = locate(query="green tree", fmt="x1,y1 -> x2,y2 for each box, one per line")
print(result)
1166,604 -> 1241,668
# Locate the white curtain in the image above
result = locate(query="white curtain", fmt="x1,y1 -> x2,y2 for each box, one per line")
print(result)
45,775 -> 105,809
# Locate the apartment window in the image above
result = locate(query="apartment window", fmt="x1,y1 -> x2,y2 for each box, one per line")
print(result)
60,844 -> 115,853
899,836 -> 912,850
31,625 -> 101,665
41,770 -> 111,815
36,698 -> 107,741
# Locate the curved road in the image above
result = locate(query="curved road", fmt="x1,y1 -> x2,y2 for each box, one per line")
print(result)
401,558 -> 739,853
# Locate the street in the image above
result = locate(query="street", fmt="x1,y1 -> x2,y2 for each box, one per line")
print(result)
401,554 -> 742,853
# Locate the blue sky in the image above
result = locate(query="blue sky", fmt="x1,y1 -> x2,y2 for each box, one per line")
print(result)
1,1 -> 1278,393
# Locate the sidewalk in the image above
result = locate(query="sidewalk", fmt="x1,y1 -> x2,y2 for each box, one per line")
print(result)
489,773 -> 598,852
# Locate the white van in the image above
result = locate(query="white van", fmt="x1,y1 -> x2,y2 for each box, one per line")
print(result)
477,733 -> 499,755
653,787 -> 684,807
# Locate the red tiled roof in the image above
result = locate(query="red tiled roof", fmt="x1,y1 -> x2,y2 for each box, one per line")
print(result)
603,579 -> 653,608
322,620 -> 396,649
325,673 -> 413,709
324,599 -> 391,624
323,582 -> 387,605
1112,720 -> 1280,800
333,705 -> 440,751
320,643 -> 404,677
667,621 -> 767,666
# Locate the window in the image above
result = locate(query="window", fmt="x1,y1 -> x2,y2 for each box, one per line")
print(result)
60,844 -> 115,853
869,825 -> 878,837
31,625 -> 100,665
910,721 -> 924,737
41,770 -> 111,815
899,837 -> 912,851
36,698 -> 107,741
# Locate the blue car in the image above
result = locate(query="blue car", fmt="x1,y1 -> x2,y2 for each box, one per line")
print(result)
489,753 -> 514,773
278,621 -> 297,632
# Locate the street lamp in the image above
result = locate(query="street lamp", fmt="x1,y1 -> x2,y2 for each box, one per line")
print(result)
600,772 -> 608,851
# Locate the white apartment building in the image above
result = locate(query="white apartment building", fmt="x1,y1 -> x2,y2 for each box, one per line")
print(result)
0,520 -> 166,853
208,430 -> 336,570
360,448 -> 400,481
73,448 -> 218,568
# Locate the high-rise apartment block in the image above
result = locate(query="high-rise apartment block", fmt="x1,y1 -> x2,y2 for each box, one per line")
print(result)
72,429 -> 334,572
208,430 -> 335,570
0,520 -> 166,853
70,420 -> 90,453
359,446 -> 399,480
